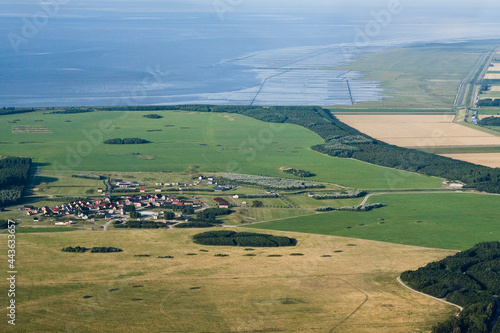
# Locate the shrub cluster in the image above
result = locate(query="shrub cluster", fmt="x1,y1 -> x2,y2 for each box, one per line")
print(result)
72,173 -> 105,180
62,246 -> 122,253
114,220 -> 172,229
62,246 -> 88,253
174,222 -> 215,228
103,138 -> 150,144
193,230 -> 297,247
143,114 -> 163,119
235,193 -> 279,198
90,247 -> 123,253
282,168 -> 315,177
313,190 -> 366,200
339,203 -> 383,211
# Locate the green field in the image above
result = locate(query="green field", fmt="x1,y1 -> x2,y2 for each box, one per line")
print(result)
0,110 -> 444,190
478,107 -> 500,115
337,42 -> 497,109
248,193 -> 500,250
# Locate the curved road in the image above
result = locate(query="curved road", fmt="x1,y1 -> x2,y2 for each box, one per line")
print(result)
397,277 -> 463,316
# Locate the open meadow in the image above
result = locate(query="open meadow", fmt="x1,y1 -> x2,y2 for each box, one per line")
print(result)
248,192 -> 500,250
0,110 -> 444,190
0,229 -> 457,332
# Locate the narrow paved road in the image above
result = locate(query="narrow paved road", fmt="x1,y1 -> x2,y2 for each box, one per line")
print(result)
397,277 -> 463,316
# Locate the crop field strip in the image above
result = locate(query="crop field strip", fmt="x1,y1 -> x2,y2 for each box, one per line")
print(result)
336,114 -> 500,148
12,125 -> 53,133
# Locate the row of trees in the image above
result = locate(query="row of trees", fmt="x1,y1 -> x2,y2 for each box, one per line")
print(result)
72,173 -> 105,180
45,108 -> 94,114
478,98 -> 500,107
62,246 -> 123,253
0,108 -> 35,116
313,190 -> 366,200
114,220 -> 172,229
193,230 -> 297,247
103,138 -> 150,144
0,157 -> 32,207
401,242 -> 500,332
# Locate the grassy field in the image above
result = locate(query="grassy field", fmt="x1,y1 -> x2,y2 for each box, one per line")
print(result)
478,107 -> 500,115
0,110 -> 444,190
0,229 -> 457,332
337,42 -> 496,109
247,193 -> 500,250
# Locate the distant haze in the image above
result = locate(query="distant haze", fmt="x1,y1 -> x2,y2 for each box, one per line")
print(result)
1,0 -> 499,106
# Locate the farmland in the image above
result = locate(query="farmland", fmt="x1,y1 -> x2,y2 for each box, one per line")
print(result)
440,153 -> 500,168
0,109 -> 443,190
248,192 -> 500,250
0,229 -> 456,333
336,114 -> 500,148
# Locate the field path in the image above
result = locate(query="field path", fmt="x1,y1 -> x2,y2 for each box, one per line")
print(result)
396,277 -> 463,316
328,279 -> 369,332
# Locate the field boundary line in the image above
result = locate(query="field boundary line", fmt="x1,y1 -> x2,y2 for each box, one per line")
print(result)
396,276 -> 463,316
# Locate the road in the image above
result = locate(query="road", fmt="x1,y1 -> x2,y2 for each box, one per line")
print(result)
397,277 -> 463,316
102,219 -> 113,231
454,50 -> 493,108
104,178 -> 111,197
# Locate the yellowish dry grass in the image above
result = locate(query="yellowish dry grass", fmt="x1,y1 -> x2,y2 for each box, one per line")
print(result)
487,63 -> 500,72
489,86 -> 500,92
0,229 -> 457,333
337,114 -> 500,147
440,153 -> 500,168
484,73 -> 500,79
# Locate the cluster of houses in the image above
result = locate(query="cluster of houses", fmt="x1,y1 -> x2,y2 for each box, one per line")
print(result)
22,192 -> 202,221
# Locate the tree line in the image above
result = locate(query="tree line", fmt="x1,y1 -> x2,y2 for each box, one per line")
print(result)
103,138 -> 150,144
478,116 -> 500,126
478,99 -> 500,107
401,242 -> 500,332
0,157 -> 32,207
62,246 -> 123,253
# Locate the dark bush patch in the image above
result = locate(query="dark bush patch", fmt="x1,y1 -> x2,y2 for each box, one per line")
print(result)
193,230 -> 297,247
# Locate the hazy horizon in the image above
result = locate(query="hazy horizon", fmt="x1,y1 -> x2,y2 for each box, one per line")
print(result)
1,0 -> 500,107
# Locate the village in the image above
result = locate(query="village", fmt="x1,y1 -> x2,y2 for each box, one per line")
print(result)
21,176 -> 236,226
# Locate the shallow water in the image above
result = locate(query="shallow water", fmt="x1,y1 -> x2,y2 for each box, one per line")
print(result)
1,1 -> 500,107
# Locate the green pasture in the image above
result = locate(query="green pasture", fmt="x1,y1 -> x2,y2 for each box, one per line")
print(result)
0,110 -> 443,190
248,193 -> 500,250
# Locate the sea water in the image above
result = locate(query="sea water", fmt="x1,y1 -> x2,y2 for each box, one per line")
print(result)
1,0 -> 500,107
